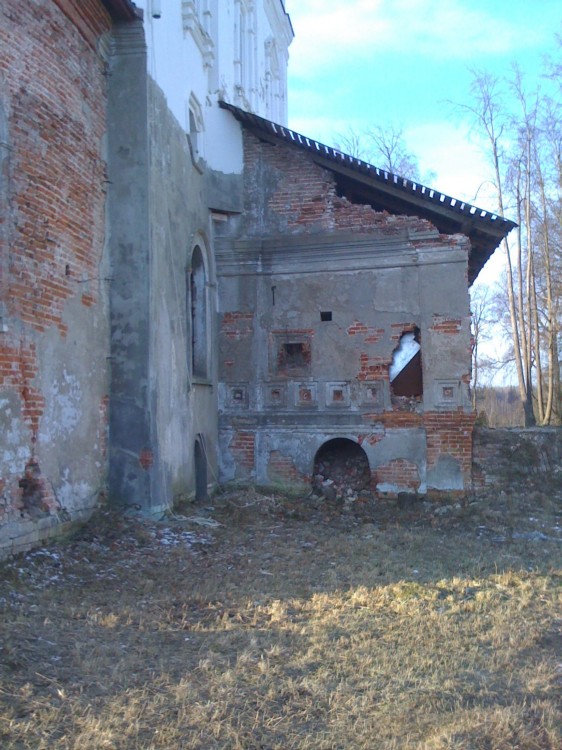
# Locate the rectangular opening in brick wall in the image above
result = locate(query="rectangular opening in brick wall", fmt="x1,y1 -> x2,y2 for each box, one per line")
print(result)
320,311 -> 332,322
276,340 -> 311,374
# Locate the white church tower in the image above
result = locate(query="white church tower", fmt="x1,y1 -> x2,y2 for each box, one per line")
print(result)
132,0 -> 293,173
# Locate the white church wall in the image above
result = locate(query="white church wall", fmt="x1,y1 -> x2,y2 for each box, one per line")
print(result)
133,0 -> 293,174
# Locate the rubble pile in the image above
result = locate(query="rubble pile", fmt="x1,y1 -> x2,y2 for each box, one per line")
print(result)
312,440 -> 373,513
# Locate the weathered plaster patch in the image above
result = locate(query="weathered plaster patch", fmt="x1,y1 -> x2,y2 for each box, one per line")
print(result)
40,369 -> 83,441
0,394 -> 33,472
427,454 -> 463,491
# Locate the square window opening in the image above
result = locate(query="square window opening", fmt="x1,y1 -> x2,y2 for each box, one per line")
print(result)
278,342 -> 310,371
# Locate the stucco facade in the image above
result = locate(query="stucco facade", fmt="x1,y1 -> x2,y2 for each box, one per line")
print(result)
215,126 -> 498,496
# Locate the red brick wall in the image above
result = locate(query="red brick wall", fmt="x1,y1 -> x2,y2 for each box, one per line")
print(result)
1,0 -> 111,336
229,431 -> 255,479
0,337 -> 44,442
0,0 -> 111,530
424,410 -> 475,484
267,450 -> 305,485
430,315 -> 463,334
221,312 -> 254,340
222,131 -> 475,496
243,131 -> 438,237
375,458 -> 421,492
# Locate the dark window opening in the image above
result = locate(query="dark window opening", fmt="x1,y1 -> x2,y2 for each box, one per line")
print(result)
390,328 -> 422,402
284,343 -> 305,366
277,340 -> 311,372
320,311 -> 332,322
189,109 -> 199,155
194,436 -> 208,501
190,246 -> 207,379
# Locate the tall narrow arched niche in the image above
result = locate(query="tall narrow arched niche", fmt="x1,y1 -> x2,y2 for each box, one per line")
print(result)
189,244 -> 208,380
194,435 -> 208,501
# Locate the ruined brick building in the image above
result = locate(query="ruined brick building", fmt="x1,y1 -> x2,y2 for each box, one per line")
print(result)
0,0 -> 514,556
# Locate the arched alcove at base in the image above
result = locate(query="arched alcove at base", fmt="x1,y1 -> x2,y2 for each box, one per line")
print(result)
312,438 -> 372,504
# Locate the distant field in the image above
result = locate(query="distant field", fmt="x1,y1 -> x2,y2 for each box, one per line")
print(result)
1,489 -> 561,749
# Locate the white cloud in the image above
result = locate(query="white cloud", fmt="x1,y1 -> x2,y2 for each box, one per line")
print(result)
404,121 -> 498,208
285,0 -> 548,77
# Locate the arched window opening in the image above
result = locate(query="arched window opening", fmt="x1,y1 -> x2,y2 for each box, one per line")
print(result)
312,438 -> 371,504
187,92 -> 204,164
190,245 -> 208,379
194,435 -> 208,501
390,327 -> 422,402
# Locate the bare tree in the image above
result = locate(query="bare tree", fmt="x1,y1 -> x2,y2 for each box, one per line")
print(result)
334,123 -> 429,182
456,54 -> 562,426
456,71 -> 535,425
470,284 -> 493,407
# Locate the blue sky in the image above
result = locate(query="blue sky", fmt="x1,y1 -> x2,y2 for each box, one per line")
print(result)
284,0 -> 562,215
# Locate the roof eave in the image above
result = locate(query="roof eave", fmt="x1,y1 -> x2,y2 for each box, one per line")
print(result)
101,0 -> 139,21
219,101 -> 516,282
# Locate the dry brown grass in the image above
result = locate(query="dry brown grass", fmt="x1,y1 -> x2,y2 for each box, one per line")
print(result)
0,488 -> 561,749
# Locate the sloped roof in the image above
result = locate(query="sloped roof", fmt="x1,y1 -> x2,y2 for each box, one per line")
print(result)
220,101 -> 516,284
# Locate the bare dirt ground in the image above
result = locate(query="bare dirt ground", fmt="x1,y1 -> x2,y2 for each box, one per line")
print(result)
1,488 -> 561,749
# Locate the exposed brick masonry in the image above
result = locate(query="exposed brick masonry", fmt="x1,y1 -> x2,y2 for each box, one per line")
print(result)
430,315 -> 462,334
1,0 -> 111,336
0,337 -> 44,441
243,131 -> 439,238
375,458 -> 421,492
229,431 -> 255,479
0,0 -> 111,537
347,321 -> 385,344
268,450 -> 304,484
358,353 -> 389,382
221,312 -> 254,340
424,410 -> 475,483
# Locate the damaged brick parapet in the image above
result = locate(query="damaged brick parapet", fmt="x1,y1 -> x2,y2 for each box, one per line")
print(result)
242,131 -> 444,239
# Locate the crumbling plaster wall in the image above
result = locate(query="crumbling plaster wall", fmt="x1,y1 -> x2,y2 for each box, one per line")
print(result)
216,131 -> 475,495
0,0 -> 113,556
107,22 -> 222,512
147,78 -> 219,507
473,427 -> 562,494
